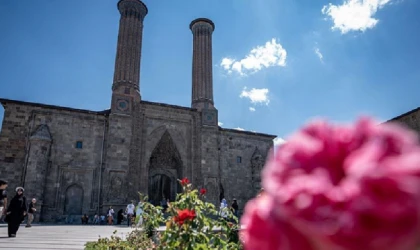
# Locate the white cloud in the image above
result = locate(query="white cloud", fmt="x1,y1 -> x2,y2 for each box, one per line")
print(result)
273,137 -> 286,146
220,58 -> 234,72
220,38 -> 287,75
234,127 -> 245,131
240,87 -> 270,105
249,107 -> 256,112
218,122 -> 223,126
322,0 -> 393,34
314,47 -> 324,62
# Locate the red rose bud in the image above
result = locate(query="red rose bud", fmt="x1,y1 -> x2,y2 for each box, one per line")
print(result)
180,177 -> 189,186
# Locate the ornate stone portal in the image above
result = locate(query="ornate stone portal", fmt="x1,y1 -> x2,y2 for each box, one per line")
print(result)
148,131 -> 183,205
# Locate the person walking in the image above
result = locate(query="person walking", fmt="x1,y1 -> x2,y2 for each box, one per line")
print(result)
135,201 -> 144,227
26,198 -> 36,227
231,198 -> 239,217
219,198 -> 228,221
0,180 -> 8,222
125,201 -> 135,227
117,209 -> 124,225
107,206 -> 114,225
5,187 -> 27,237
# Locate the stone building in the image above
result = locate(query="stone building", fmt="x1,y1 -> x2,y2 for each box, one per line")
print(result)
387,108 -> 420,135
0,0 -> 275,222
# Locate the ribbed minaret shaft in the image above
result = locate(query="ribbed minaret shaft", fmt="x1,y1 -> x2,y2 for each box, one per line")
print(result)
112,0 -> 148,95
190,18 -> 215,111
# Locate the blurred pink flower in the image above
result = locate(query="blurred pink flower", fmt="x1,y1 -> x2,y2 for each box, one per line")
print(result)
241,195 -> 317,250
242,117 -> 420,250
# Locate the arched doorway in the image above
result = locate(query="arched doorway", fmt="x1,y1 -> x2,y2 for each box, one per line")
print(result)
148,130 -> 183,206
64,184 -> 83,215
148,171 -> 177,205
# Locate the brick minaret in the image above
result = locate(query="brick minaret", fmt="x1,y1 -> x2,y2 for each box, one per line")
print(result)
112,0 -> 148,105
190,18 -> 216,111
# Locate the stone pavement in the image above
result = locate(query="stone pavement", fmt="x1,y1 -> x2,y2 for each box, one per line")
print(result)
0,224 -> 166,250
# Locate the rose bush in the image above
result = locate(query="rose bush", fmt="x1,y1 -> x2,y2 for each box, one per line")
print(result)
85,178 -> 242,250
241,117 -> 420,250
159,178 -> 242,249
84,229 -> 156,250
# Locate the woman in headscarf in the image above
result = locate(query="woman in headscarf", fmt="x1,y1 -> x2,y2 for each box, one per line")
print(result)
135,201 -> 143,227
5,187 -> 27,237
117,209 -> 124,224
219,198 -> 228,220
231,198 -> 239,217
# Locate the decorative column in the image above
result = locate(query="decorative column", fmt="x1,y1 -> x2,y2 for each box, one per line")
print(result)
112,0 -> 148,103
190,18 -> 216,111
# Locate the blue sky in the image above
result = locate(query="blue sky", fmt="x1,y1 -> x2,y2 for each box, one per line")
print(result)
0,0 -> 419,144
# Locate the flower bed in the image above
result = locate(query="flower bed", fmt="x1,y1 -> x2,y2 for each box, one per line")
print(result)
85,178 -> 242,250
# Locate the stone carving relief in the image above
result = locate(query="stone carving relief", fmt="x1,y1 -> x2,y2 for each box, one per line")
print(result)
106,171 -> 125,203
204,177 -> 219,204
30,124 -> 52,142
251,147 -> 265,192
63,171 -> 76,183
146,125 -> 187,168
63,158 -> 85,169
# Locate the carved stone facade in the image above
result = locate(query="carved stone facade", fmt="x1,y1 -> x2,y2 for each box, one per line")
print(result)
0,0 -> 275,222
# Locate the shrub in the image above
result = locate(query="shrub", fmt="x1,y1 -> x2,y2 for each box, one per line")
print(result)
85,178 -> 243,250
159,177 -> 242,249
84,229 -> 155,250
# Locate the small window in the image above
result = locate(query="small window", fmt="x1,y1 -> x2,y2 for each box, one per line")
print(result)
236,156 -> 242,163
75,141 -> 83,149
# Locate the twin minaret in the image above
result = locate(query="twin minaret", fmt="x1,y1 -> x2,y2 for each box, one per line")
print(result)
190,18 -> 215,111
112,0 -> 216,112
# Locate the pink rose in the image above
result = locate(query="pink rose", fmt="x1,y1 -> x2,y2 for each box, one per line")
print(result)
241,195 -> 317,250
242,117 -> 420,250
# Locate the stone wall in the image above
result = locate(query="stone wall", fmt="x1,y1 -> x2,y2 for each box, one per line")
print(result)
0,102 -> 29,191
218,129 -> 275,215
387,108 -> 420,134
0,100 -> 107,222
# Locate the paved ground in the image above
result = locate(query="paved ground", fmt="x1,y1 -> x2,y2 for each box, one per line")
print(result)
0,224 -> 165,250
